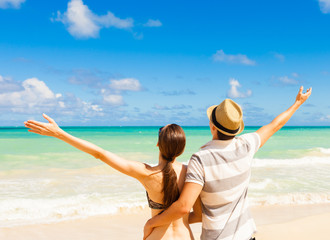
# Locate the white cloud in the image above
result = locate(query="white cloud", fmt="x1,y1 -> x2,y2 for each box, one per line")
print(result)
319,0 -> 330,13
54,0 -> 133,39
0,0 -> 25,9
91,104 -> 102,112
0,77 -> 103,117
109,78 -> 142,91
213,50 -> 256,66
278,76 -> 298,85
97,11 -> 134,29
144,19 -> 162,27
103,94 -> 124,106
0,78 -> 57,110
59,101 -> 66,108
102,78 -> 142,105
227,78 -> 252,99
81,101 -> 103,115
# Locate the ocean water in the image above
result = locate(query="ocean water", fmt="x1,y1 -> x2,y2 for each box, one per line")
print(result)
0,126 -> 330,227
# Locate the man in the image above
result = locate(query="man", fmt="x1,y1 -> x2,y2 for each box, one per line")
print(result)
144,86 -> 312,240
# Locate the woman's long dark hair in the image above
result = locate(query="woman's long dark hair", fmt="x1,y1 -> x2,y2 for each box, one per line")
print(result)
158,124 -> 186,208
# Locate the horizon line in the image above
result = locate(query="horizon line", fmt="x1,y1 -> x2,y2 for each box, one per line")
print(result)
1,125 -> 329,128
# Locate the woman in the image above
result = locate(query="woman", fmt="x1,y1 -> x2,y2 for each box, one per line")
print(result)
24,114 -> 201,239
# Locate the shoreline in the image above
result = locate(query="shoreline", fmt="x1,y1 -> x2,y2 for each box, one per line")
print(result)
1,203 -> 330,240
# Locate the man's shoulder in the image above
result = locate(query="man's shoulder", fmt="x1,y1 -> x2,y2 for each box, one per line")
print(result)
236,132 -> 261,154
237,132 -> 260,141
190,140 -> 230,162
192,146 -> 213,158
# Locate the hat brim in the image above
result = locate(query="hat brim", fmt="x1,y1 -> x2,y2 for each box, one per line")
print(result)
207,105 -> 244,136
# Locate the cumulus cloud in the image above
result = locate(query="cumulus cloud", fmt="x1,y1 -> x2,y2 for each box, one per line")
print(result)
53,0 -> 133,39
103,94 -> 124,106
100,78 -> 143,106
143,19 -> 162,27
319,0 -> 330,13
213,50 -> 256,66
65,70 -> 143,106
227,78 -> 252,99
278,76 -> 299,85
0,78 -> 59,112
0,77 -> 103,117
57,93 -> 104,118
109,78 -> 142,91
0,0 -> 25,9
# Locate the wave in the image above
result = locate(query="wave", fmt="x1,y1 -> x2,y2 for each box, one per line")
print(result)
249,178 -> 279,190
0,193 -> 148,228
252,156 -> 330,167
249,193 -> 330,206
316,147 -> 330,155
2,191 -> 330,228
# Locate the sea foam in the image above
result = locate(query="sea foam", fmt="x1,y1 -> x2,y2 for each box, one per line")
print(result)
252,156 -> 330,168
0,194 -> 148,228
249,193 -> 330,206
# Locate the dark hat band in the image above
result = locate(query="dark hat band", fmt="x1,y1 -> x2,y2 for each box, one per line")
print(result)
211,107 -> 240,134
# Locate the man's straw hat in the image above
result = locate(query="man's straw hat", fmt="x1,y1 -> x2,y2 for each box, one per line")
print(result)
207,99 -> 244,136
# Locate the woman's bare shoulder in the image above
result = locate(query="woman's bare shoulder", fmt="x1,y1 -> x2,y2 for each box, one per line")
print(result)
175,161 -> 188,171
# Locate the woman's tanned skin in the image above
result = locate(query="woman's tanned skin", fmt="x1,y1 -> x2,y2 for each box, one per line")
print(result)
24,119 -> 201,240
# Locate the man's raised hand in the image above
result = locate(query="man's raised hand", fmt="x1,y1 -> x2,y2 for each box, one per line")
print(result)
296,86 -> 312,105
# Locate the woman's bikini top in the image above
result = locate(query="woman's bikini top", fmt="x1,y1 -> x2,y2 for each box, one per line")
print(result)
146,191 -> 166,210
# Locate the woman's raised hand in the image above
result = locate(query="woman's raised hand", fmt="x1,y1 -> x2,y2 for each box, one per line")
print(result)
24,114 -> 62,137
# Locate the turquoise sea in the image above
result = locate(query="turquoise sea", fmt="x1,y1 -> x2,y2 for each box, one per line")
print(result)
0,126 -> 330,227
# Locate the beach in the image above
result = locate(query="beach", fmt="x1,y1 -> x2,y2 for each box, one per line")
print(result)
1,204 -> 330,240
1,0 -> 329,238
1,126 -> 330,239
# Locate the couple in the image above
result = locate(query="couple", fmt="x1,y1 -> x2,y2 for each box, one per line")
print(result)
24,86 -> 311,240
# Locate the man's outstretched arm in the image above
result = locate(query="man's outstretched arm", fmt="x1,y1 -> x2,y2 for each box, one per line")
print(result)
143,182 -> 203,239
256,86 -> 312,148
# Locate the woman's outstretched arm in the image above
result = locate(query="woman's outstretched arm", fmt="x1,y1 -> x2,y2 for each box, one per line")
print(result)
24,114 -> 149,180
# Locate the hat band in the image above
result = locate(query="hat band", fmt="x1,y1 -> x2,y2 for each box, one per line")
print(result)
212,107 -> 240,134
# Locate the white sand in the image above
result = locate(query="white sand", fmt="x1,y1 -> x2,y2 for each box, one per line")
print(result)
1,204 -> 330,240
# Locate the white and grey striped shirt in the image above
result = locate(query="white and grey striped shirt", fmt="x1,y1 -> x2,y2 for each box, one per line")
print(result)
186,133 -> 260,240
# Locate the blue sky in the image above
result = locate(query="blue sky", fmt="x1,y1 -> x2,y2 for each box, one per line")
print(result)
0,0 -> 329,126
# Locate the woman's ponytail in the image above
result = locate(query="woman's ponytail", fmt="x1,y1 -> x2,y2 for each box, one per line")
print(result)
158,124 -> 186,208
162,160 -> 180,208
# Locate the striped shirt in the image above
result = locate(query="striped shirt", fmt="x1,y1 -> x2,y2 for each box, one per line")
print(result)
186,133 -> 260,240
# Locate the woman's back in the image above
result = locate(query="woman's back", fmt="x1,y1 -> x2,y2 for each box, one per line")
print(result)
142,161 -> 194,240
23,119 -> 195,239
